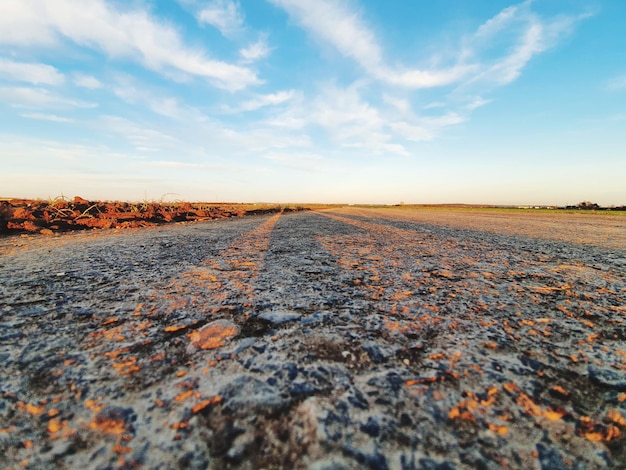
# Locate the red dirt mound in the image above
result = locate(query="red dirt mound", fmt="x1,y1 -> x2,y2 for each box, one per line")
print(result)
0,197 -> 299,235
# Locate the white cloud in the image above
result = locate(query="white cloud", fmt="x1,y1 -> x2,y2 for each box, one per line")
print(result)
382,66 -> 474,88
73,73 -> 102,89
465,3 -> 587,87
464,97 -> 491,110
264,152 -> 327,172
389,121 -> 435,142
475,3 -> 522,39
0,0 -> 260,91
238,90 -> 296,111
0,135 -> 133,167
101,115 -> 180,151
268,0 -> 382,70
0,57 -> 65,85
198,0 -> 243,37
20,112 -> 73,122
0,86 -> 96,109
423,102 -> 446,110
264,108 -> 307,129
382,94 -> 411,114
146,161 -> 212,169
0,2 -> 56,46
390,113 -> 466,143
267,0 -> 470,89
270,0 -> 586,93
607,74 -> 626,90
240,34 -> 271,61
343,132 -> 411,157
111,74 -> 209,122
229,129 -> 311,152
311,85 -> 382,136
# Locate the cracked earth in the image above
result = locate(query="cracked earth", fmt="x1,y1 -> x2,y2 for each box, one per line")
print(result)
1,208 -> 625,469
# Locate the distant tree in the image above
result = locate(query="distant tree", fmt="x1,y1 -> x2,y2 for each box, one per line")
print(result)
577,201 -> 600,210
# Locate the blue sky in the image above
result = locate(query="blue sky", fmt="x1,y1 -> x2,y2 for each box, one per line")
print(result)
1,0 -> 625,205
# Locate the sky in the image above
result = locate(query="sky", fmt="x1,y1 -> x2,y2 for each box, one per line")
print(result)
1,0 -> 625,205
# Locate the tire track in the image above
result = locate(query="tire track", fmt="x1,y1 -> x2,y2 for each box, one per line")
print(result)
35,213 -> 285,466
105,212 -> 284,352
316,210 -> 625,467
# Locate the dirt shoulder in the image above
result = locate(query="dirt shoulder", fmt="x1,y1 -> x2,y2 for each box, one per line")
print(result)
351,206 -> 626,250
0,196 -> 312,235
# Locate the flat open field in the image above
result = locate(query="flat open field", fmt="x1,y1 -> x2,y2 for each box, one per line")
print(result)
1,207 -> 625,469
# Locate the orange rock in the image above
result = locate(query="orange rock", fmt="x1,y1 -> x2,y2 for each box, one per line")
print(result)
89,410 -> 127,435
192,396 -> 222,414
606,409 -> 626,427
188,320 -> 239,350
19,402 -> 46,415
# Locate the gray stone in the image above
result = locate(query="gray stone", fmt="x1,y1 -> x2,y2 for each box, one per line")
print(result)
259,309 -> 302,325
588,366 -> 626,390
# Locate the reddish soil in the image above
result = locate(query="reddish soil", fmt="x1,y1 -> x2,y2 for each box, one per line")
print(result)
0,196 -> 302,235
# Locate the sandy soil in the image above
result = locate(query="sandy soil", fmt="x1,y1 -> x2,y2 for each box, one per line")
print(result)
349,207 -> 626,250
1,208 -> 624,469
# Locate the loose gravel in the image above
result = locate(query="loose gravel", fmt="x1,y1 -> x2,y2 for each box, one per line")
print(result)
1,208 -> 625,469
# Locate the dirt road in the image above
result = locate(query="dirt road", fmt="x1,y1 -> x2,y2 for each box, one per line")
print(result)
1,208 -> 625,469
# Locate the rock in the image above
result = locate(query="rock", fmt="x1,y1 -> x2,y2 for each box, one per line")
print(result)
188,320 -> 239,350
588,366 -> 626,391
259,309 -> 302,325
347,387 -> 369,410
536,443 -> 586,470
225,431 -> 255,462
220,375 -> 291,416
362,342 -> 392,364
310,458 -> 352,470
360,416 -> 381,437
90,406 -> 136,434
289,381 -> 317,397
343,445 -> 388,470
418,458 -> 457,470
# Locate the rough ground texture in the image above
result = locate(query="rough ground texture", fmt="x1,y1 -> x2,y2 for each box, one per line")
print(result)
1,207 -> 625,469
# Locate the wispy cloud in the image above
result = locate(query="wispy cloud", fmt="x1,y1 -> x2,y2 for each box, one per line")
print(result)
197,0 -> 244,37
390,113 -> 466,143
101,115 -> 180,152
464,97 -> 491,110
382,94 -> 411,114
112,75 -> 207,121
264,152 -> 328,172
463,2 -> 588,87
0,57 -> 65,85
269,0 -> 586,95
343,132 -> 410,157
20,112 -> 73,123
267,0 -> 472,89
72,73 -> 102,89
607,74 -> 626,90
145,161 -> 213,169
0,0 -> 260,91
388,121 -> 435,143
237,90 -> 296,111
310,84 -> 383,139
240,34 -> 272,62
0,86 -> 96,109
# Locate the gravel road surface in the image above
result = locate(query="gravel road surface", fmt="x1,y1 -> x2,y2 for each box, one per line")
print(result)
1,208 -> 625,469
